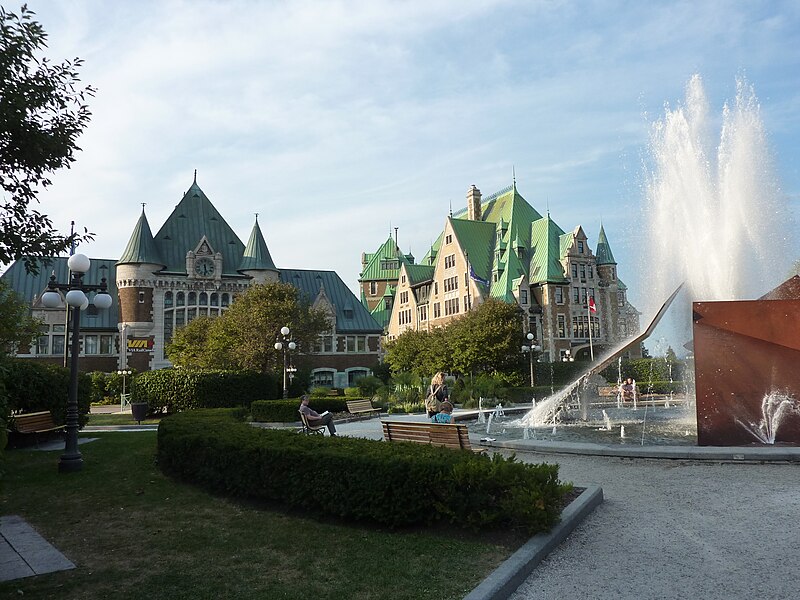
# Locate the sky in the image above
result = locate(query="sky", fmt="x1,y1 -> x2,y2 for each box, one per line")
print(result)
11,0 -> 800,317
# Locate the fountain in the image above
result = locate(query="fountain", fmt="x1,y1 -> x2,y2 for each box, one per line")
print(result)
501,75 -> 799,448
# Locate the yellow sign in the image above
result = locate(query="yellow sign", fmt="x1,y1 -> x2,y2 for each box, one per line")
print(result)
127,337 -> 154,353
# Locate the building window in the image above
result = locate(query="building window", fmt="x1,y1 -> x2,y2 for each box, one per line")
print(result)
573,287 -> 580,303
580,264 -> 586,279
369,281 -> 378,296
345,335 -> 367,352
419,305 -> 428,321
381,259 -> 399,271
444,254 -> 456,269
177,292 -> 185,307
445,234 -> 452,244
581,287 -> 587,304
557,314 -> 566,338
199,292 -> 208,305
444,276 -> 458,292
589,265 -> 594,279
348,369 -> 369,387
84,335 -> 99,355
312,370 -> 335,387
210,293 -> 219,307
571,263 -> 578,278
444,298 -> 460,315
433,282 -> 438,295
221,293 -> 230,307
555,286 -> 563,304
138,291 -> 145,303
164,291 -> 173,307
520,289 -> 528,304
578,240 -> 584,253
36,335 -> 49,354
618,291 -> 625,307
400,291 -> 409,304
188,292 -> 197,305
464,294 -> 471,310
401,275 -> 406,283
433,303 -> 441,318
318,334 -> 334,353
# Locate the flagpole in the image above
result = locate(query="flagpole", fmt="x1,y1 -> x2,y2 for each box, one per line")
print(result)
587,298 -> 595,361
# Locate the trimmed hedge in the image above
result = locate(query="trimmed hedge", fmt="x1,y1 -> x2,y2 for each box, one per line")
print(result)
251,398 -> 350,422
157,409 -> 569,533
1,359 -> 91,428
131,369 -> 279,414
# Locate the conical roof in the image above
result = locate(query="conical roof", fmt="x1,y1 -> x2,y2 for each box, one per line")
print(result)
153,179 -> 245,274
595,225 -> 617,265
117,209 -> 164,267
238,218 -> 277,272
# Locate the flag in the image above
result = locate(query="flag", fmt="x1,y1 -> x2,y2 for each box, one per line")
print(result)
588,296 -> 597,313
469,264 -> 490,286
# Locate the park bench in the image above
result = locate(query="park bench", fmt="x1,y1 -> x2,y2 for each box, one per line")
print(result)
346,399 -> 380,417
598,386 -> 619,397
381,420 -> 484,452
12,411 -> 64,447
298,411 -> 327,436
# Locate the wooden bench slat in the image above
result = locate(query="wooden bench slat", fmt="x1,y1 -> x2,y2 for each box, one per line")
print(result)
381,420 -> 482,452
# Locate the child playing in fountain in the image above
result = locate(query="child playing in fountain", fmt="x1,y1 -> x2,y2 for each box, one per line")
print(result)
620,377 -> 637,404
431,401 -> 454,424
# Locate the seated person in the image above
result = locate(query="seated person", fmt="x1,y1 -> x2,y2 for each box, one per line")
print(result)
620,377 -> 637,403
431,401 -> 454,424
299,395 -> 337,436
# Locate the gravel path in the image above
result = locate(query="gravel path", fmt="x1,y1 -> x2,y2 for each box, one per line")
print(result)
508,452 -> 800,600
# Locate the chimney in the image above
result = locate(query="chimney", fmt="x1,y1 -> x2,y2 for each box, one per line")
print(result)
467,185 -> 482,221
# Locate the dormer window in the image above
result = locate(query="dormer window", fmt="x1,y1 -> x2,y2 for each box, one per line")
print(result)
344,309 -> 354,319
578,240 -> 584,254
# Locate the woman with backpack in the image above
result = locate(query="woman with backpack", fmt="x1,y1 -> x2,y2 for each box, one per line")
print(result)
425,372 -> 449,418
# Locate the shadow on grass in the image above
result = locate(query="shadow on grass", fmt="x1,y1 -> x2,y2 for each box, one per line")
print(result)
1,432 -> 525,600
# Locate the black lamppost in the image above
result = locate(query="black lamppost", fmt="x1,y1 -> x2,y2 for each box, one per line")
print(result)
521,332 -> 541,387
41,253 -> 113,473
274,326 -> 296,399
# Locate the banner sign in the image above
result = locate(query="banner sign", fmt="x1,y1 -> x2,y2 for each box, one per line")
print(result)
127,337 -> 154,353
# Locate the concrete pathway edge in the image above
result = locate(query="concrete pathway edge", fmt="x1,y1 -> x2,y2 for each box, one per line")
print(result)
464,485 -> 604,600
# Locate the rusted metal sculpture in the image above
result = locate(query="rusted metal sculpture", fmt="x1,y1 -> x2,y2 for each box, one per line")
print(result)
693,276 -> 800,446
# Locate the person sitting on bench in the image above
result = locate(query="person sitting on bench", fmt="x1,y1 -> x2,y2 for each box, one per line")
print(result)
299,395 -> 337,436
431,401 -> 454,424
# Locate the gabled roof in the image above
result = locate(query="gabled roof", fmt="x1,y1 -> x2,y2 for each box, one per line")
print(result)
529,215 -> 568,284
404,263 -> 435,286
280,269 -> 382,333
421,232 -> 443,266
449,217 -> 495,285
595,225 -> 617,265
1,257 -> 120,329
368,296 -> 392,329
118,209 -> 164,267
238,219 -> 277,272
360,236 -> 413,281
153,179 -> 246,275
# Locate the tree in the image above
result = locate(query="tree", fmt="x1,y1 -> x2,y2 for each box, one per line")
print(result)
166,282 -> 330,373
0,279 -> 42,354
1,4 -> 95,272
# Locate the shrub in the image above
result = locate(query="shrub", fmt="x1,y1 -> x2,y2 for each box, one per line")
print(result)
157,409 -> 569,533
131,369 -> 278,414
251,398 -> 349,422
1,359 -> 91,427
309,386 -> 331,398
356,375 -> 383,397
343,387 -> 361,398
599,358 -> 686,385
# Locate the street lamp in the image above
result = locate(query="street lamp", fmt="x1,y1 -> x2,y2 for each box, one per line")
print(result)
561,349 -> 575,363
521,332 -> 541,387
41,253 -> 113,473
274,326 -> 297,399
117,369 -> 132,409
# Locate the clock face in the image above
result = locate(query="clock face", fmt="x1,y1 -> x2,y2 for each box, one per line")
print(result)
195,257 -> 215,278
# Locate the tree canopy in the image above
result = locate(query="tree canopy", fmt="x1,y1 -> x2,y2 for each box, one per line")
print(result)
384,299 -> 529,380
1,4 -> 95,272
0,279 -> 41,355
166,282 -> 330,373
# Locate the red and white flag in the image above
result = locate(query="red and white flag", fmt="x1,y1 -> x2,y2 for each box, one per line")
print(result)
588,296 -> 597,314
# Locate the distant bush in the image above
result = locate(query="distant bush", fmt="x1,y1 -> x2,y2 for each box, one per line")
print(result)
250,398 -> 349,422
343,387 -> 361,398
131,369 -> 278,414
158,409 -> 570,533
1,359 -> 90,428
356,375 -> 383,397
309,386 -> 331,398
600,358 -> 686,384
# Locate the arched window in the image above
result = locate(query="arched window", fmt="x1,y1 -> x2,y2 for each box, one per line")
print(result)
210,293 -> 219,307
199,292 -> 208,305
221,293 -> 230,307
188,291 -> 197,305
176,292 -> 185,307
164,291 -> 173,308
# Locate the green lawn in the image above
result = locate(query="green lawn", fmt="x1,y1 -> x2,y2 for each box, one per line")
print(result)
0,433 -> 525,599
86,413 -> 162,426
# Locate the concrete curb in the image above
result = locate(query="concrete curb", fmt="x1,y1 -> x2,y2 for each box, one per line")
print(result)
483,439 -> 800,462
464,485 -> 603,600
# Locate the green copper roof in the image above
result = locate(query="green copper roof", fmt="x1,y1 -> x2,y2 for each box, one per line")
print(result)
420,232 -> 443,266
153,180 -> 246,276
529,216 -> 568,284
117,210 -> 164,267
449,218 -> 495,285
280,269 -> 382,333
369,296 -> 391,329
1,257 -> 120,330
404,263 -> 435,286
360,236 -> 413,282
618,278 -> 628,291
595,225 -> 617,265
238,219 -> 277,272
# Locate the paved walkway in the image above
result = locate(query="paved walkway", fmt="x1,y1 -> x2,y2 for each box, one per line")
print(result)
0,516 -> 74,582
